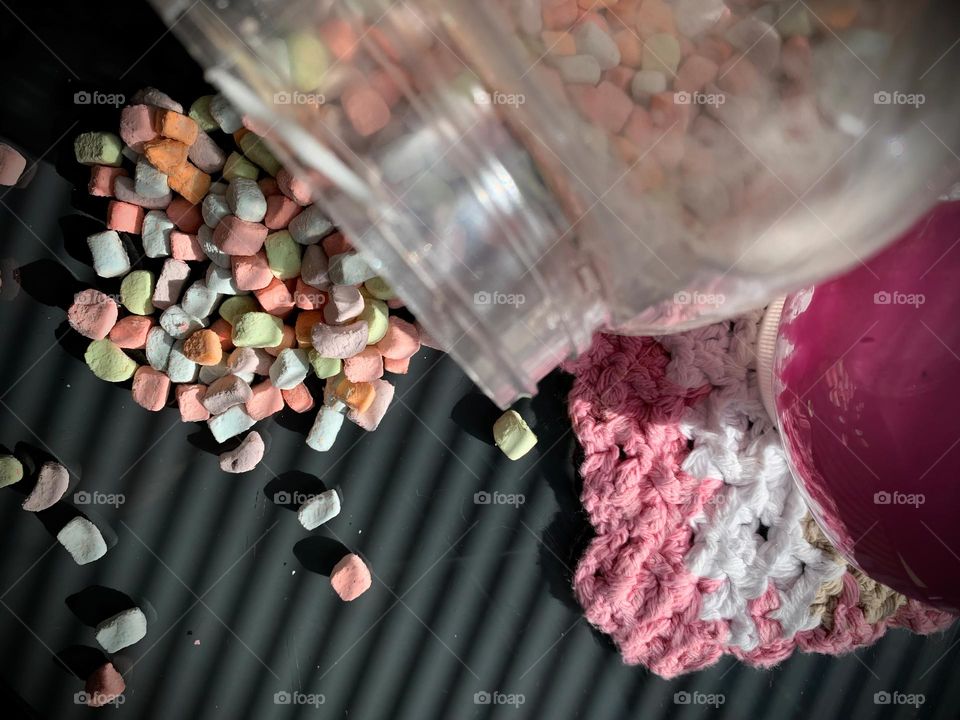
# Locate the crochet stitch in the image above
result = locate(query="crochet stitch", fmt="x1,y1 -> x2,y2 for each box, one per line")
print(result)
566,315 -> 955,678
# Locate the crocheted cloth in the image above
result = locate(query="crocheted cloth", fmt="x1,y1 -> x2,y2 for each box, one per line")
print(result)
566,313 -> 955,678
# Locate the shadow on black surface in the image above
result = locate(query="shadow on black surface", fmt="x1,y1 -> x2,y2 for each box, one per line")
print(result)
66,585 -> 139,628
15,259 -> 83,310
53,645 -> 108,681
449,392 -> 501,445
293,536 -> 351,577
264,470 -> 329,512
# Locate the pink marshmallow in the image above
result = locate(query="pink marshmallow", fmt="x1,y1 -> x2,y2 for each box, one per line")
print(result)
568,81 -> 634,134
153,258 -> 191,309
343,347 -> 384,383
245,380 -> 285,420
376,317 -> 420,360
67,289 -> 118,340
176,384 -> 210,422
231,252 -> 274,291
106,200 -> 145,234
88,166 -> 127,197
166,197 -> 203,233
330,553 -> 372,601
170,230 -> 205,261
347,378 -> 395,431
119,104 -> 159,152
214,216 -> 268,255
0,144 -> 26,186
276,169 -> 313,206
263,195 -> 303,230
132,366 -> 170,412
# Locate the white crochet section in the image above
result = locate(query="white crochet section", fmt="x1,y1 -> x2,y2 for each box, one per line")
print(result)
659,313 -> 846,651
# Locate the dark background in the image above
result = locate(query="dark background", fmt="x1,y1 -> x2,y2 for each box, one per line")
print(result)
0,1 -> 957,718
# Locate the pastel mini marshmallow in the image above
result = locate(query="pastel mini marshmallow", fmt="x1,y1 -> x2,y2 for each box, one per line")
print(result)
135,158 -> 169,198
288,205 -> 334,245
142,210 -> 175,258
153,258 -> 191,309
214,215 -> 268,255
268,348 -> 310,390
227,177 -> 267,223
68,289 -> 119,340
207,405 -> 256,442
327,252 -> 376,286
114,175 -> 172,209
189,129 -> 227,173
343,347 -> 384,383
160,304 -> 207,340
307,403 -> 345,452
166,340 -> 200,383
376,317 -> 420,360
201,192 -> 230,228
300,245 -> 330,288
312,321 -> 368,359
330,553 -> 372,601
219,431 -> 265,473
57,517 -> 108,565
203,374 -> 253,414
87,231 -> 131,278
95,607 -> 147,653
22,461 -> 69,512
145,326 -> 175,371
198,225 -> 231,268
176,383 -> 210,421
347,378 -> 395,431
132,366 -> 170,411
297,489 -> 341,530
324,285 -> 364,324
205,264 -> 242,296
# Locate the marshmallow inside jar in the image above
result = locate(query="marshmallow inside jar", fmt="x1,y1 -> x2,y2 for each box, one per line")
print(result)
158,0 -> 960,408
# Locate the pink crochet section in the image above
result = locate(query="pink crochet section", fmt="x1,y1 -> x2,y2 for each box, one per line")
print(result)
566,332 -> 955,678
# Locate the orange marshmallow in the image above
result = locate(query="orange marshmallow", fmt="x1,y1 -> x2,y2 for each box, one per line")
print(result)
615,29 -> 643,67
541,31 -> 577,56
168,162 -> 211,205
143,138 -> 189,174
294,278 -> 326,311
295,310 -> 325,345
182,329 -> 223,365
158,109 -> 200,146
334,377 -> 376,414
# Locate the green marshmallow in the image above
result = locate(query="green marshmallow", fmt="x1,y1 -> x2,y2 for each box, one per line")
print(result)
85,339 -> 138,382
219,296 -> 259,325
493,410 -> 537,461
358,298 -> 389,344
189,95 -> 220,132
286,31 -> 330,92
264,231 -> 302,280
74,132 -> 124,167
223,152 -> 260,182
0,455 -> 23,488
308,351 -> 342,380
364,276 -> 395,301
641,34 -> 681,77
232,312 -> 283,348
239,133 -> 281,176
120,270 -> 155,315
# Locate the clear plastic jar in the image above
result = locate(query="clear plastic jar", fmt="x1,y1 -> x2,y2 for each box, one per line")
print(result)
151,0 -> 960,407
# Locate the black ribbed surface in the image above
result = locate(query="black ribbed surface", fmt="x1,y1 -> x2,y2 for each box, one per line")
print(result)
0,2 -> 959,719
